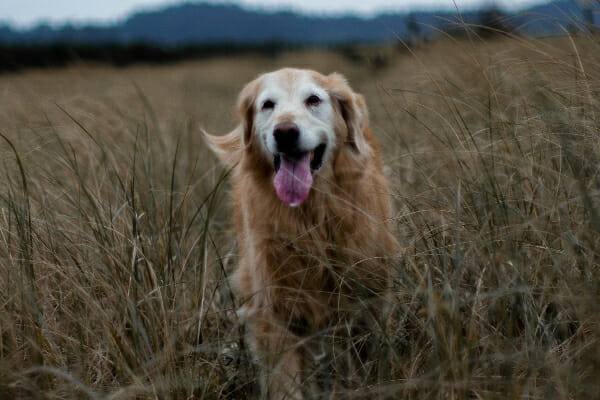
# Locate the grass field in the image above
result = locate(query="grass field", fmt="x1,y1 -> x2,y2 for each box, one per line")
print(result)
0,33 -> 599,399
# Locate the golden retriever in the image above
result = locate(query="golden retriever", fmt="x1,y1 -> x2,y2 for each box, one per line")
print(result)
205,68 -> 397,399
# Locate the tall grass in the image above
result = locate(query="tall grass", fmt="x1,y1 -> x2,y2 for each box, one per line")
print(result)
0,34 -> 599,398
381,33 -> 600,399
0,86 -> 248,397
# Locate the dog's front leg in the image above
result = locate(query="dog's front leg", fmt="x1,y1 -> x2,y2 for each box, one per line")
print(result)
248,313 -> 305,400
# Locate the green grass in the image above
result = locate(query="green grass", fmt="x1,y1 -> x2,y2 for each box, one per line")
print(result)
0,33 -> 599,398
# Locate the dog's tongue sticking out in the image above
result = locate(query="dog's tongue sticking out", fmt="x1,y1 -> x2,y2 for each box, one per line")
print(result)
273,153 -> 313,207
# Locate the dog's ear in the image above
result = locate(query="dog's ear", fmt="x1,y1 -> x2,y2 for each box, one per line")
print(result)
203,77 -> 261,166
326,73 -> 371,156
237,78 -> 261,146
203,125 -> 243,167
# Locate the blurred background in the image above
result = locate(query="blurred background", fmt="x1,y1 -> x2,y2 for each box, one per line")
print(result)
1,0 -> 599,70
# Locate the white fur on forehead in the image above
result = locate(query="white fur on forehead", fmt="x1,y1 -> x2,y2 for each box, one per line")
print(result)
256,69 -> 328,105
249,69 -> 338,162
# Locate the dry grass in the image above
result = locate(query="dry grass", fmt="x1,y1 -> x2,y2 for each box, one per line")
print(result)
0,33 -> 599,399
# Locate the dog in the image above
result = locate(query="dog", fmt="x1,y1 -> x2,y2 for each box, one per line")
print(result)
205,68 -> 397,399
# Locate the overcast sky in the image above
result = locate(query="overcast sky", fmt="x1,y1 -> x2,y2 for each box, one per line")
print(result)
1,0 -> 550,27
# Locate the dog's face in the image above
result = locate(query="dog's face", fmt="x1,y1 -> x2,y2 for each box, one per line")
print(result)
252,70 -> 337,206
206,68 -> 370,207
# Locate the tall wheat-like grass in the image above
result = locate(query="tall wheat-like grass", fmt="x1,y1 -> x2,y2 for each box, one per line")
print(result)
0,33 -> 598,399
380,32 -> 600,399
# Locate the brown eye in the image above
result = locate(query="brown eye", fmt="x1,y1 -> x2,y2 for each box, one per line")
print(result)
306,95 -> 321,106
262,100 -> 275,110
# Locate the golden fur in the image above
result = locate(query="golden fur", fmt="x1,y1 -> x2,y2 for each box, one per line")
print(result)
205,69 -> 397,399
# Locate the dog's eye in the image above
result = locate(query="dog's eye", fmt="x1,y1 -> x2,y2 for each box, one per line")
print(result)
305,95 -> 321,106
262,100 -> 275,110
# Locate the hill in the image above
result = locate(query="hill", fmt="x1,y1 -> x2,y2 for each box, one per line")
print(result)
0,1 -> 597,46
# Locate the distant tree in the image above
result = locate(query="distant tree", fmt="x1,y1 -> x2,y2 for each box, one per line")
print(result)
477,7 -> 511,37
407,14 -> 421,40
578,0 -> 597,31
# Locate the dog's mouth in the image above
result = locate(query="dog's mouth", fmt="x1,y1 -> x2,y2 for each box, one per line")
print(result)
273,143 -> 326,173
273,143 -> 326,207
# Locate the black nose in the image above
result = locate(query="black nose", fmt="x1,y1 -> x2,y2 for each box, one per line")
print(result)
274,122 -> 300,155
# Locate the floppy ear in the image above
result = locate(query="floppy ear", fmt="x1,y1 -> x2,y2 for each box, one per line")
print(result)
203,77 -> 261,166
326,73 -> 371,155
237,78 -> 261,146
203,125 -> 243,167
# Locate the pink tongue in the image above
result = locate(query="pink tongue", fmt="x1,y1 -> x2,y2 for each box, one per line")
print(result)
273,153 -> 313,207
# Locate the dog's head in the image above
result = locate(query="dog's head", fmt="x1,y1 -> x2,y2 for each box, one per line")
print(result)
205,68 -> 371,207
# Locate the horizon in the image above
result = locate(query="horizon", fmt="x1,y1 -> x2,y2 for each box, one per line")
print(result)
1,0 -> 552,28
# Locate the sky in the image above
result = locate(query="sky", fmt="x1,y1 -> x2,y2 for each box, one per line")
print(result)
1,0 -> 550,28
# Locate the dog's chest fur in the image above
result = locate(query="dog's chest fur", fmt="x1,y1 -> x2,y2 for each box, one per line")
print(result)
230,150 -> 393,329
